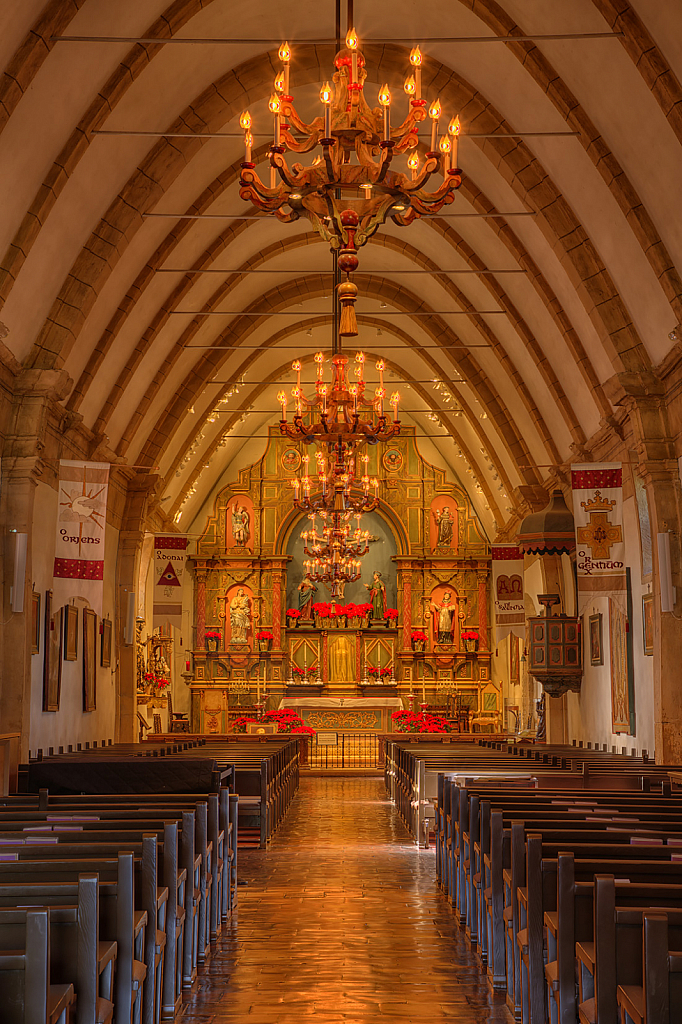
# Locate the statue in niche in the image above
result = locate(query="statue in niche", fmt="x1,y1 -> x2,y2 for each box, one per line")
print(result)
230,502 -> 250,546
433,505 -> 455,547
297,578 -> 318,620
229,588 -> 251,644
365,570 -> 387,621
431,590 -> 456,644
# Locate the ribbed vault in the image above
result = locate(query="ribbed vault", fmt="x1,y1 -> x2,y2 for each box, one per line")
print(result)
2,0 -> 682,538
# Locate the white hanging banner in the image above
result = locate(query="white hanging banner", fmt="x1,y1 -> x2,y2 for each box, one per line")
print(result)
153,536 -> 188,630
492,544 -> 525,643
53,460 -> 110,615
571,463 -> 626,611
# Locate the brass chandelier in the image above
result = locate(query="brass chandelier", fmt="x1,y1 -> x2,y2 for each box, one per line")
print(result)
239,28 -> 462,339
278,353 -> 399,449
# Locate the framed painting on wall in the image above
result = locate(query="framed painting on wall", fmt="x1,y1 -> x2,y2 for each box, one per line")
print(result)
100,618 -> 112,668
64,604 -> 78,661
589,613 -> 603,666
509,635 -> 520,683
31,591 -> 40,655
42,592 -> 62,712
642,593 -> 654,656
83,608 -> 97,712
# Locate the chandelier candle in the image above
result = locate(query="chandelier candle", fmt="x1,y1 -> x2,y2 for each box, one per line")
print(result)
429,98 -> 441,153
279,40 -> 291,97
448,115 -> 461,168
409,46 -> 423,100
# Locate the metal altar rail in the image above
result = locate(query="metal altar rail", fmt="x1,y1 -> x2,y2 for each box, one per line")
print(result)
308,732 -> 381,769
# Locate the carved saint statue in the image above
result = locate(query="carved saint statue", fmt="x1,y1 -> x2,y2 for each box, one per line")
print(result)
297,578 -> 318,620
434,505 -> 455,547
229,587 -> 251,644
231,503 -> 250,546
431,590 -> 456,644
535,694 -> 546,742
365,570 -> 387,620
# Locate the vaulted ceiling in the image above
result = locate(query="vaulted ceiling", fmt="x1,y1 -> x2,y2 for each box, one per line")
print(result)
2,0 -> 681,534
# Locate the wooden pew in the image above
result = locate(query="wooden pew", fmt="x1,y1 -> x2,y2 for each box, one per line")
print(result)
0,907 -> 75,1024
0,854 -> 146,1024
617,911 -> 682,1024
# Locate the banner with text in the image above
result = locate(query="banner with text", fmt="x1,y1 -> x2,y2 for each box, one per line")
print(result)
492,544 -> 525,644
53,460 -> 110,615
153,536 -> 188,630
571,463 -> 626,612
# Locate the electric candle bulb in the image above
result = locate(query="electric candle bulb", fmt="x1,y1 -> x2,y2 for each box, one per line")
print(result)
375,385 -> 385,416
409,45 -> 422,99
346,27 -> 359,84
274,71 -> 285,94
314,351 -> 325,379
404,75 -> 416,98
269,93 -> 281,145
448,115 -> 461,169
378,84 -> 391,141
320,81 -> 332,137
240,110 -> 252,131
390,391 -> 400,420
439,134 -> 451,172
429,98 -> 441,153
277,390 -> 287,419
407,150 -> 420,180
278,40 -> 291,95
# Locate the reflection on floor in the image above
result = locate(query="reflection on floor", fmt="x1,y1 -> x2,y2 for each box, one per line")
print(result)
180,776 -> 512,1023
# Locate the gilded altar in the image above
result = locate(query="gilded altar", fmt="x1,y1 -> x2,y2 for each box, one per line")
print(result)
187,427 -> 493,730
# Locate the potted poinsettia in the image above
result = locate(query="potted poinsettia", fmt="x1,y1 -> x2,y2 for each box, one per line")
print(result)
286,608 -> 301,628
461,628 -> 479,653
205,629 -> 221,653
312,601 -> 331,628
256,629 -> 274,653
391,710 -> 452,734
411,629 -> 428,653
385,607 -> 399,628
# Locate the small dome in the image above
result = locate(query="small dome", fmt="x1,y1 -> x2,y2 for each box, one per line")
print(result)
517,489 -> 575,555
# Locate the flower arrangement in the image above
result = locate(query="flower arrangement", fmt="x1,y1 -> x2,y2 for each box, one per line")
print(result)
411,630 -> 428,642
391,710 -> 452,733
461,629 -> 479,641
256,630 -> 274,641
143,671 -> 170,691
385,608 -> 399,621
233,708 -> 314,735
286,608 -> 301,619
292,664 -> 306,677
205,630 -> 222,640
368,666 -> 392,678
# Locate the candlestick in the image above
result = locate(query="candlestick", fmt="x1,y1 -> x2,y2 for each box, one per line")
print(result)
346,27 -> 359,83
439,134 -> 451,173
277,390 -> 287,419
429,98 -> 441,152
448,115 -> 461,168
320,81 -> 332,137
269,93 -> 281,145
378,84 -> 391,141
278,40 -> 291,95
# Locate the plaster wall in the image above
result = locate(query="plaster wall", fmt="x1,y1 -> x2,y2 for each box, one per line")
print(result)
28,481 -> 118,754
566,496 -> 655,756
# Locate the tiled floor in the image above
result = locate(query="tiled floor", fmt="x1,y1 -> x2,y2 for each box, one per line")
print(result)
180,776 -> 512,1023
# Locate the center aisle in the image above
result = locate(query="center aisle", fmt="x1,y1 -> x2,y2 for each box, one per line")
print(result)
180,776 -> 512,1023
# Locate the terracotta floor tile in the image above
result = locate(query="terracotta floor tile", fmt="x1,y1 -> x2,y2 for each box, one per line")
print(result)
179,777 -> 512,1024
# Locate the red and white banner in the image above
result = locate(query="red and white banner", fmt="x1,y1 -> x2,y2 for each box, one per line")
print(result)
153,536 -> 187,630
53,461 -> 110,615
571,463 -> 626,611
492,544 -> 525,643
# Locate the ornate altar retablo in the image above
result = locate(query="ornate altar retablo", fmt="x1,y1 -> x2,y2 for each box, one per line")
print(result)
528,594 -> 582,697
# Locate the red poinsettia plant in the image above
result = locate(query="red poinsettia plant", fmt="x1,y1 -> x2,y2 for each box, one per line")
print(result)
385,608 -> 399,621
144,671 -> 170,691
286,608 -> 301,619
461,629 -> 479,641
391,710 -> 452,734
232,708 -> 314,736
205,630 -> 222,640
411,630 -> 428,642
368,666 -> 393,677
255,630 -> 274,641
292,664 -> 306,676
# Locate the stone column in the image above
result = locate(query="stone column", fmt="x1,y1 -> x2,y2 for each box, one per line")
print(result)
271,570 -> 283,649
477,570 -> 488,651
401,568 -> 412,649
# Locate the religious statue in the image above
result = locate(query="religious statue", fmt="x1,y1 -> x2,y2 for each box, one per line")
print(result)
535,694 -> 546,742
297,577 -> 318,620
365,570 -> 387,621
431,590 -> 456,644
230,503 -> 250,546
229,587 -> 251,643
433,505 -> 455,547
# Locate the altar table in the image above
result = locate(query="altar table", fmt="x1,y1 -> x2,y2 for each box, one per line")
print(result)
280,697 -> 403,732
